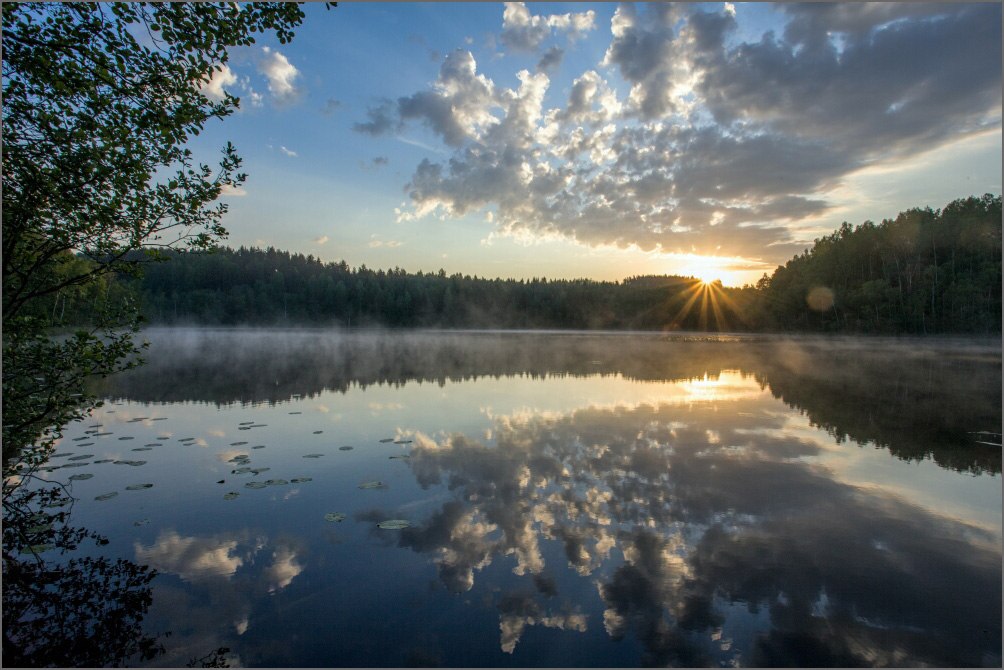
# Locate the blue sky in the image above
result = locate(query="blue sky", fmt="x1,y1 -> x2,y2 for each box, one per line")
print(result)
191,2 -> 1001,286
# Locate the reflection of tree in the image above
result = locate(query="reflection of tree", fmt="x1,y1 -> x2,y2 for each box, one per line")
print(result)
100,330 -> 1000,475
394,396 -> 1001,665
2,481 -> 162,666
751,339 -> 1002,474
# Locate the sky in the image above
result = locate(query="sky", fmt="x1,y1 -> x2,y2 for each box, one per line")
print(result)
190,2 -> 1002,286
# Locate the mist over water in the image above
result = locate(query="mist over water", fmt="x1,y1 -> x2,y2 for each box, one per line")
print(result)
50,328 -> 1001,666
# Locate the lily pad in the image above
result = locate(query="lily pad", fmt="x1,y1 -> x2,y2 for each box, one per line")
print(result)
157,435 -> 171,440
60,462 -> 89,468
393,440 -> 413,445
379,438 -> 395,443
302,453 -> 324,459
95,432 -> 113,436
118,436 -> 135,440
312,430 -> 323,434
223,492 -> 240,501
377,519 -> 411,530
144,443 -> 162,447
358,480 -> 386,489
75,442 -> 94,447
113,460 -> 147,466
93,459 -> 115,464
250,467 -> 270,475
339,446 -> 354,451
227,455 -> 250,463
230,441 -> 248,446
72,436 -> 91,441
231,467 -> 253,475
389,454 -> 411,460
125,483 -> 153,491
289,411 -> 302,415
131,447 -> 153,452
252,445 -> 266,449
69,473 -> 93,481
238,421 -> 255,426
324,512 -> 346,522
249,424 -> 267,428
151,417 -> 168,421
95,492 -> 118,501
238,427 -> 251,430
264,478 -> 289,486
290,477 -> 312,483
68,454 -> 93,461
50,453 -> 72,458
244,481 -> 267,489
134,518 -> 151,526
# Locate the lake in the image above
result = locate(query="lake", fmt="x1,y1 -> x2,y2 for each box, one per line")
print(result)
36,329 -> 1002,667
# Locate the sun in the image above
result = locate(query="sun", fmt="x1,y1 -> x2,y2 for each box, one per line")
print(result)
675,254 -> 727,286
694,270 -> 722,285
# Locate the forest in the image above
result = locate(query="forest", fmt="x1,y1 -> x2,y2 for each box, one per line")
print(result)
41,194 -> 1001,334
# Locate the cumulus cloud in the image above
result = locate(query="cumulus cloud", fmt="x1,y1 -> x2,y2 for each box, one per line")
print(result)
536,46 -> 564,74
398,50 -> 500,146
279,145 -> 298,158
201,64 -> 237,101
500,2 -> 596,52
313,235 -> 329,245
353,99 -> 400,136
259,46 -> 301,103
361,3 -> 1001,264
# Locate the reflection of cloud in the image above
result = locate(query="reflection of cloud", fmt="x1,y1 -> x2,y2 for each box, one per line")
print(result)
497,593 -> 587,653
266,546 -> 303,592
398,388 -> 1001,666
135,531 -> 244,582
216,449 -> 248,463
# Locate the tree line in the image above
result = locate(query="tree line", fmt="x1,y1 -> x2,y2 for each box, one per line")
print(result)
38,194 -> 1002,334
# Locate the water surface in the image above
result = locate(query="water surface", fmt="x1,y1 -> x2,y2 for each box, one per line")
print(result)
40,329 -> 1002,666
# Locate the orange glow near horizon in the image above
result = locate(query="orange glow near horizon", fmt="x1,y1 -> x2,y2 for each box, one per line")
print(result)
665,253 -> 765,287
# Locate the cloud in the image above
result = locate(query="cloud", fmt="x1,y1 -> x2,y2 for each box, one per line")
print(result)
321,97 -> 342,115
201,64 -> 237,101
500,2 -> 596,52
368,237 -> 402,248
313,235 -> 329,245
279,145 -> 298,158
353,99 -> 400,136
397,50 -> 499,146
536,46 -> 564,74
356,4 -> 1001,264
219,183 -> 247,197
258,46 -> 301,103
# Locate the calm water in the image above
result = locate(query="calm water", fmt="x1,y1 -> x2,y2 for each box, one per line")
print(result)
39,329 -> 1002,667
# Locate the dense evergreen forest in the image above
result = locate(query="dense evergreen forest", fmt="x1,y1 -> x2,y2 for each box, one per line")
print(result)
45,194 -> 1001,334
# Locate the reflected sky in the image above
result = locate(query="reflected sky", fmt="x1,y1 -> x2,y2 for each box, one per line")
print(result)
41,330 -> 1001,667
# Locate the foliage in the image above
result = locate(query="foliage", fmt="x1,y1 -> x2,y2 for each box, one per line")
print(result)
752,194 -> 1001,334
2,2 -> 316,665
123,246 -> 746,331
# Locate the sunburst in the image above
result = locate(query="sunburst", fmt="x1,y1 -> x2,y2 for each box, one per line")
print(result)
664,278 -> 740,332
